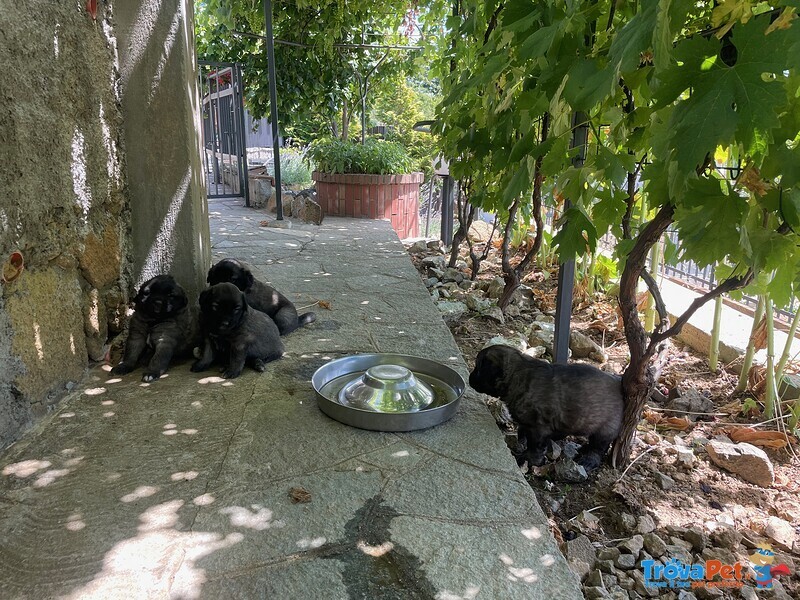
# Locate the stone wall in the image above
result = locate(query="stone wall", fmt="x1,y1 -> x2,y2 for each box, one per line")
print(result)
0,1 -> 209,449
0,2 -> 130,447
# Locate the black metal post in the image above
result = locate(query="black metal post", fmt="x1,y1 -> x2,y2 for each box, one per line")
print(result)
440,175 -> 455,245
553,112 -> 590,363
264,0 -> 282,219
234,64 -> 251,207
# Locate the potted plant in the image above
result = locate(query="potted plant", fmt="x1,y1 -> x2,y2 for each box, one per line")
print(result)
309,139 -> 424,238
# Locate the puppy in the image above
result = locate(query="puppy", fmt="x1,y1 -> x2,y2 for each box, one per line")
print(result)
469,345 -> 624,471
191,282 -> 284,379
111,275 -> 197,382
206,258 -> 315,336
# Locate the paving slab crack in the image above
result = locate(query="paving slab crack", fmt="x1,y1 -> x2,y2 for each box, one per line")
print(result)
185,384 -> 258,533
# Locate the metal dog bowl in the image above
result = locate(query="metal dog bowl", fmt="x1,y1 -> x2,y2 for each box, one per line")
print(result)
312,354 -> 464,431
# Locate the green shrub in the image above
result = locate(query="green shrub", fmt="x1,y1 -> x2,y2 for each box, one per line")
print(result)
307,139 -> 415,175
279,150 -> 313,186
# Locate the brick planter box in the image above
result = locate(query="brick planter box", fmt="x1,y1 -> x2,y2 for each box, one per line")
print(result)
312,171 -> 424,239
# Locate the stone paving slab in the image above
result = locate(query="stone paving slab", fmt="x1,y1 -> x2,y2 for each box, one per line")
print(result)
0,199 -> 582,599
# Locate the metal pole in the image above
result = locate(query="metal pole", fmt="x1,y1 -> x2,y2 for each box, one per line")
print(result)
234,64 -> 251,207
553,112 -> 589,364
264,0 -> 283,219
440,175 -> 454,246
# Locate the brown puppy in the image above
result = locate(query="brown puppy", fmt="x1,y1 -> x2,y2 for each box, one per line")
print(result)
191,282 -> 284,379
111,275 -> 198,382
469,345 -> 624,471
206,258 -> 315,336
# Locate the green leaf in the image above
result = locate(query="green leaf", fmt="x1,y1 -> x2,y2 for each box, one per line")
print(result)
563,59 -> 615,110
609,0 -> 658,75
503,163 -> 531,205
659,15 -> 798,173
674,177 -> 747,267
553,206 -> 597,261
593,187 -> 629,236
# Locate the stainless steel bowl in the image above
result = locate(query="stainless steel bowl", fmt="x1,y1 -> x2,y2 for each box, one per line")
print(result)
312,354 -> 464,432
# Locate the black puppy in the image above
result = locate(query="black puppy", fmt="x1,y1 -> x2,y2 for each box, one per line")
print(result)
469,345 -> 624,471
191,282 -> 284,379
206,258 -> 315,336
111,275 -> 197,382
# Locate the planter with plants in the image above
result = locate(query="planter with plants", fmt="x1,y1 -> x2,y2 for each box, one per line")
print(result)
309,140 -> 424,238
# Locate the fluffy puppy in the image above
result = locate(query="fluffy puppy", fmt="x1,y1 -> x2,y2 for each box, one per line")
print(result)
111,275 -> 197,382
191,282 -> 284,379
469,345 -> 624,471
206,258 -> 315,336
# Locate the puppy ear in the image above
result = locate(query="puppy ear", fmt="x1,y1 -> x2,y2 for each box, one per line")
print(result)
242,267 -> 256,290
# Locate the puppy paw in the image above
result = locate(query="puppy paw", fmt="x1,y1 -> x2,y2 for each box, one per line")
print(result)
111,363 -> 133,376
190,361 -> 209,373
222,368 -> 242,379
576,453 -> 603,472
252,359 -> 267,372
141,371 -> 162,383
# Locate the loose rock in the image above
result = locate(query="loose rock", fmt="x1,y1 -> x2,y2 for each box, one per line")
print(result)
764,516 -> 797,550
619,535 -> 644,557
653,470 -> 675,491
407,240 -> 428,254
569,330 -> 604,359
598,547 -> 621,562
554,458 -> 588,482
705,440 -> 774,487
486,277 -> 505,299
614,553 -> 637,570
643,532 -> 668,558
436,301 -> 466,324
636,515 -> 656,535
709,526 -> 742,550
666,388 -> 715,421
564,534 -> 597,569
683,527 -> 708,553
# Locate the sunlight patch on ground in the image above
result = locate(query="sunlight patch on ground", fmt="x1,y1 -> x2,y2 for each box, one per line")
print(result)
120,485 -> 159,503
2,459 -> 51,478
219,505 -> 280,531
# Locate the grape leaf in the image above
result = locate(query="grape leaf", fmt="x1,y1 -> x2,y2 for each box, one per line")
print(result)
609,0 -> 658,75
674,177 -> 747,267
661,16 -> 797,173
553,206 -> 597,261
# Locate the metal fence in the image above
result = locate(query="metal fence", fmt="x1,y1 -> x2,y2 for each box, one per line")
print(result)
198,61 -> 249,201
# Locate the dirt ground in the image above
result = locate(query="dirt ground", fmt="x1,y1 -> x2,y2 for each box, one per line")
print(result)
409,240 -> 800,599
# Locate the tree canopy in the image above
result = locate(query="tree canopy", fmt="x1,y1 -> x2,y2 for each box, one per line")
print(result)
432,0 -> 800,464
195,1 -> 435,140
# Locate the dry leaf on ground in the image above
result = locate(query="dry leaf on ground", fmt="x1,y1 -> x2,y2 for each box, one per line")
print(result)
318,300 -> 332,310
288,486 -> 312,504
724,426 -> 796,449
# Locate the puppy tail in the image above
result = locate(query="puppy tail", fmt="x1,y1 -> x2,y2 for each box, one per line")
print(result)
298,312 -> 317,327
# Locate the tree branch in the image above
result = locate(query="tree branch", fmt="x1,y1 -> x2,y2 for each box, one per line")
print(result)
647,268 -> 755,353
483,3 -> 505,46
640,269 -> 669,332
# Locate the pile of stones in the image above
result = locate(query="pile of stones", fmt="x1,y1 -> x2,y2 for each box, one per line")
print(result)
566,509 -> 796,600
407,239 -> 608,363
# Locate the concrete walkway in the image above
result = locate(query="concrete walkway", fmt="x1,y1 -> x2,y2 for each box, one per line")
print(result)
0,198 -> 581,599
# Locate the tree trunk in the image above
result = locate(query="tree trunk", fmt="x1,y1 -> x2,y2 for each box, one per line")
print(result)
448,186 -> 473,268
341,101 -> 349,142
611,203 -> 675,468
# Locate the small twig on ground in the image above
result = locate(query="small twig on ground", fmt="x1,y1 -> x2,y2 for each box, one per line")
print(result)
614,445 -> 656,484
297,301 -> 320,311
567,505 -> 605,522
650,407 -> 730,416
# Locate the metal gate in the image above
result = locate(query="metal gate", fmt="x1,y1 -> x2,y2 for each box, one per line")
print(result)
198,61 -> 249,202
